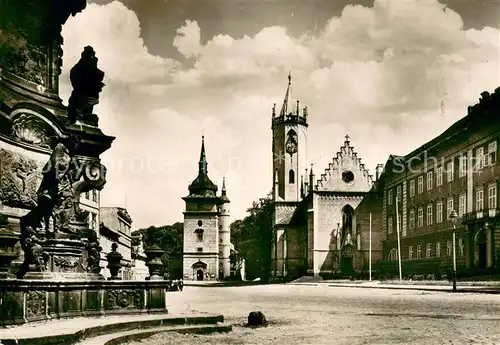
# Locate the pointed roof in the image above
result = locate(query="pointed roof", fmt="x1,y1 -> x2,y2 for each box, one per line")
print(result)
314,134 -> 374,191
279,71 -> 297,116
188,136 -> 218,197
220,177 -> 230,202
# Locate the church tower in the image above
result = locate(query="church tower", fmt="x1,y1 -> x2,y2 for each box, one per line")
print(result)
272,73 -> 308,202
182,136 -> 221,281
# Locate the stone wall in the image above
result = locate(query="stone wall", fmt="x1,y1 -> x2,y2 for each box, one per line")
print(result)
355,190 -> 384,272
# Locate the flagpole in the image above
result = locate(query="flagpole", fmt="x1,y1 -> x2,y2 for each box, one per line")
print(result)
395,196 -> 402,282
369,213 -> 372,281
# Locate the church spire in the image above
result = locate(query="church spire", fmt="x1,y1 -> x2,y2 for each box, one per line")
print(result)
222,176 -> 227,196
280,71 -> 295,116
187,135 -> 218,197
199,135 -> 207,175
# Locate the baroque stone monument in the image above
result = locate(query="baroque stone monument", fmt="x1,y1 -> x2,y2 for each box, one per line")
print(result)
0,0 -> 177,326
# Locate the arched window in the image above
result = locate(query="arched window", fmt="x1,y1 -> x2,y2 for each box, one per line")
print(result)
289,169 -> 295,184
195,228 -> 204,241
388,248 -> 398,261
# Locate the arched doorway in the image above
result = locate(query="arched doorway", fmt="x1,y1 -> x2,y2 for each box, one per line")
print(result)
474,228 -> 487,269
192,260 -> 207,281
196,269 -> 204,281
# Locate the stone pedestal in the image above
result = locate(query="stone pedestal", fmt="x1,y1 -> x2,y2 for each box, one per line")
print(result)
145,245 -> 164,280
23,237 -> 104,280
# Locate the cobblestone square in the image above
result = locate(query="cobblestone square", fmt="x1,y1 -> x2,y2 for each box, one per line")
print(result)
125,285 -> 500,344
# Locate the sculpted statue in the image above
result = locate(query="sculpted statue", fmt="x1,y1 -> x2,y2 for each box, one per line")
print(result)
67,46 -> 105,124
37,137 -> 79,235
85,229 -> 102,274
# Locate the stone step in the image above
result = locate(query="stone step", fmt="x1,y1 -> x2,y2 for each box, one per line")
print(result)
75,323 -> 232,345
0,314 -> 225,345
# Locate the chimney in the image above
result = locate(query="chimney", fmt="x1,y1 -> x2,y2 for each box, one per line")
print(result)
376,164 -> 384,180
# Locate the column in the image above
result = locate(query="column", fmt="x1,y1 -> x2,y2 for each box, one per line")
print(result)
465,226 -> 471,269
486,226 -> 493,268
283,229 -> 288,277
276,228 -> 284,277
271,231 -> 276,277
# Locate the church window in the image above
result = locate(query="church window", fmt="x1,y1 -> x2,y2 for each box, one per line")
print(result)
198,220 -> 203,227
342,170 -> 355,183
289,169 -> 295,184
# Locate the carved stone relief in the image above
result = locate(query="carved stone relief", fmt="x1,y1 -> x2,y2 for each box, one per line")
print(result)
107,289 -> 142,309
0,149 -> 41,208
53,255 -> 79,272
25,290 -> 45,317
11,113 -> 56,147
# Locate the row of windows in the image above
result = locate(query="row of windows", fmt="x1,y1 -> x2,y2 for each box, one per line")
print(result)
388,141 -> 497,203
84,190 -> 99,203
388,184 -> 497,234
389,239 -> 465,261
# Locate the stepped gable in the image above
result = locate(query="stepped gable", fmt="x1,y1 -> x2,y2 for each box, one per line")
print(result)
314,134 -> 373,192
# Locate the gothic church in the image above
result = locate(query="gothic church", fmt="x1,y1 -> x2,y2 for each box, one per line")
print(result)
271,74 -> 378,278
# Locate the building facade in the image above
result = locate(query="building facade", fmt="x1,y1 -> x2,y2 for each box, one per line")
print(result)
131,233 -> 149,280
99,207 -> 133,279
80,189 -> 100,233
378,89 -> 500,278
270,75 -> 382,279
182,137 -> 231,281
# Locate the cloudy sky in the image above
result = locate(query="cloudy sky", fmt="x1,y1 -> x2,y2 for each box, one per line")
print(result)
59,0 -> 500,229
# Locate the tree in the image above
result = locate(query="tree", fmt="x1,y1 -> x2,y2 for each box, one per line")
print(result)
132,222 -> 183,279
230,193 -> 273,282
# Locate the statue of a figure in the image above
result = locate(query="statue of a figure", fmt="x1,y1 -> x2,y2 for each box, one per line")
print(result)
67,46 -> 105,124
344,231 -> 352,246
86,229 -> 102,274
37,139 -> 79,235
16,225 -> 49,278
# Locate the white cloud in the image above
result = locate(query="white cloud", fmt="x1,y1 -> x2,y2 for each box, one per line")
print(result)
173,20 -> 201,58
61,0 -> 499,229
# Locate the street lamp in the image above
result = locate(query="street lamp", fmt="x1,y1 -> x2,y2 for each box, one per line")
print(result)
448,209 -> 458,292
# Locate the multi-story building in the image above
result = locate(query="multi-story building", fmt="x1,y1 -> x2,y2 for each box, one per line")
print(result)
131,233 -> 149,280
99,207 -> 133,279
80,189 -> 100,233
182,136 -> 231,281
378,89 -> 500,277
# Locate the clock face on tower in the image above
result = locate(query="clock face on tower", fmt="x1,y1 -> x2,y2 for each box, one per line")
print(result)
285,131 -> 298,156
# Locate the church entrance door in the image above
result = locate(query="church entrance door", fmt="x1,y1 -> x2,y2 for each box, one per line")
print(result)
196,269 -> 204,281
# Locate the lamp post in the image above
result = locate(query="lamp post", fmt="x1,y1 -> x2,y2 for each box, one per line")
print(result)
448,210 -> 458,292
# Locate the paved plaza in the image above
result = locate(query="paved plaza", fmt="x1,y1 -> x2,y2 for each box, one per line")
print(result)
156,284 -> 500,345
